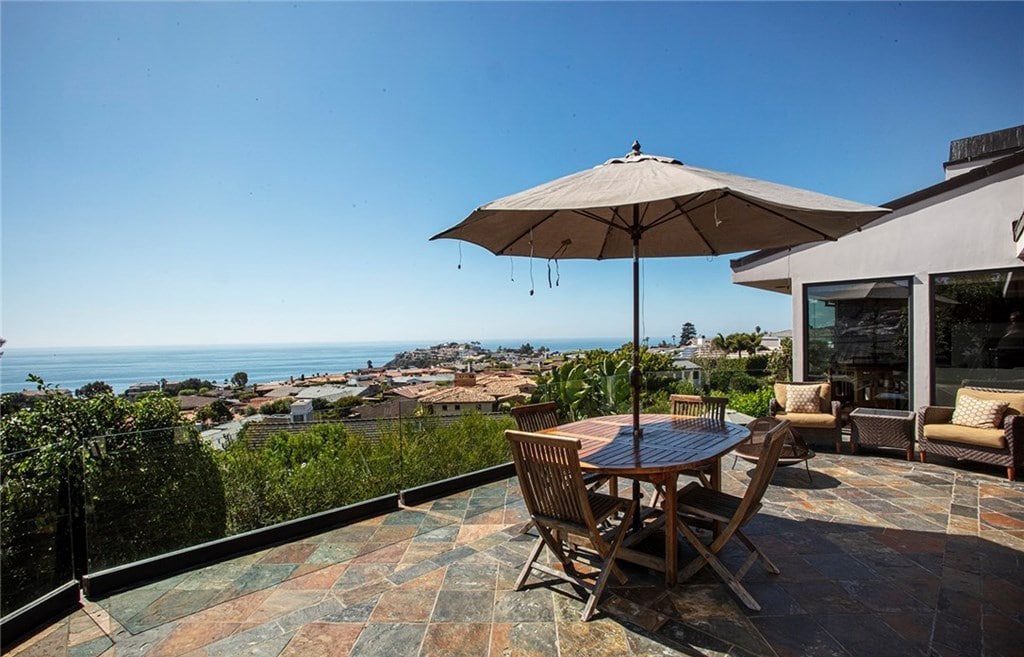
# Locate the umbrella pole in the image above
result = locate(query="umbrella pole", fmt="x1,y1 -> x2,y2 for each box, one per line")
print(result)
630,204 -> 643,532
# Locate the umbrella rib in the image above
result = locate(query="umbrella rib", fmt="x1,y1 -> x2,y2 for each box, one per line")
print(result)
738,195 -> 837,241
494,210 -> 560,256
674,200 -> 718,256
643,206 -> 686,232
574,209 -> 624,231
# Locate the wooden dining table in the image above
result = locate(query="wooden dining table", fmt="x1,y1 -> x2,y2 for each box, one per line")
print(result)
540,413 -> 751,585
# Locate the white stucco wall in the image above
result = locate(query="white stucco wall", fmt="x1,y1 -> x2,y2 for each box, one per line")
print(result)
733,162 -> 1024,408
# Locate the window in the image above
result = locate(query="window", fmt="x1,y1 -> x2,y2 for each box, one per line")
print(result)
932,268 -> 1024,405
805,279 -> 911,410
441,405 -> 448,411
454,405 -> 461,411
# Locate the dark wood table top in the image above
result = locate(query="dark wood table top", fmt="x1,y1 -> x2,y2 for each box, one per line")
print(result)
541,413 -> 751,476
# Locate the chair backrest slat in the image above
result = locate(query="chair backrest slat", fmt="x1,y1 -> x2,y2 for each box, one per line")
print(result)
511,402 -> 561,432
670,394 -> 727,423
506,430 -> 594,528
735,420 -> 791,525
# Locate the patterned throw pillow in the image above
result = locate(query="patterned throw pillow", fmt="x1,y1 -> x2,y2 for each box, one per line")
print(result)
785,385 -> 820,414
952,395 -> 1008,429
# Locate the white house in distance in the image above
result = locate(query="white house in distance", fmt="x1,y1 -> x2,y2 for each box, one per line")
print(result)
731,125 -> 1024,410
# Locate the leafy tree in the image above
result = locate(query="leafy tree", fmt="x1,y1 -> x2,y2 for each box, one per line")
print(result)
0,392 -> 33,414
163,378 -> 214,397
231,372 -> 248,388
258,398 -> 294,415
767,337 -> 793,381
196,400 -> 233,424
532,344 -> 677,420
1,386 -> 225,612
317,396 -> 363,419
679,322 -> 697,345
75,381 -> 113,399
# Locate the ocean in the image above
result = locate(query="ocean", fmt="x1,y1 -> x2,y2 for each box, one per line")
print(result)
0,338 -> 630,395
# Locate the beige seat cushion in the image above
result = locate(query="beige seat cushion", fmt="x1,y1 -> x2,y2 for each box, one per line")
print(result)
774,411 -> 838,430
774,382 -> 832,413
957,387 -> 1024,415
923,423 -> 1006,449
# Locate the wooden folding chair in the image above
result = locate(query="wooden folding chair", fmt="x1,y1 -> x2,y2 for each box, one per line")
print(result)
506,430 -> 634,621
511,402 -> 616,495
670,394 -> 728,423
646,395 -> 729,507
671,420 -> 791,611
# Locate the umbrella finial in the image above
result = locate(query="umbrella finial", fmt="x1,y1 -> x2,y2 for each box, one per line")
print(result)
631,140 -> 641,154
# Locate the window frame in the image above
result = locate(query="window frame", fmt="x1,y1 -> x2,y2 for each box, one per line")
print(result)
929,266 -> 1024,405
802,275 -> 914,409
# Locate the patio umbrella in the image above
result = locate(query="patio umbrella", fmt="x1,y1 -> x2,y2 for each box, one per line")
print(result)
432,141 -> 889,443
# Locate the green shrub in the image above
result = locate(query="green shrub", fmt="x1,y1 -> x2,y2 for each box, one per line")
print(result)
727,387 -> 773,417
728,372 -> 761,393
745,354 -> 769,377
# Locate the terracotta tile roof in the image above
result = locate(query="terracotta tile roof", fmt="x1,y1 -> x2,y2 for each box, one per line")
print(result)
418,386 -> 498,404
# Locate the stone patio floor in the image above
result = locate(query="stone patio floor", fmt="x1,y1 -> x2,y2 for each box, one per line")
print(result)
9,449 -> 1024,657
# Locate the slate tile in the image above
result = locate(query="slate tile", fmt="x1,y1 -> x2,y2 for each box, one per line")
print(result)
430,590 -> 494,622
419,622 -> 490,657
348,622 -> 425,657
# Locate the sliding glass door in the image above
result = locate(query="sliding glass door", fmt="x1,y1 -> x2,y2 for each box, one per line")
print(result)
805,279 -> 911,411
932,268 -> 1024,405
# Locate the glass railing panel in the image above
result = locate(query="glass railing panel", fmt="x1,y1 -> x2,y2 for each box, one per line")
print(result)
393,412 -> 516,531
1,442 -> 77,617
82,425 -> 226,573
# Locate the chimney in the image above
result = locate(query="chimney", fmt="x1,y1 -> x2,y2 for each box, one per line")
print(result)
454,372 -> 477,387
944,125 -> 1024,180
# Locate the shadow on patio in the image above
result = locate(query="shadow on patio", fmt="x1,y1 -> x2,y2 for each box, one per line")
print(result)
9,452 -> 1024,657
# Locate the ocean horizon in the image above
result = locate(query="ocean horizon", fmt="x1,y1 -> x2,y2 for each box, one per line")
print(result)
0,338 -> 637,394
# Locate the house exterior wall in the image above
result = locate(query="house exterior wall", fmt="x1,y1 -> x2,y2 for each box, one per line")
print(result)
733,162 -> 1024,409
429,401 -> 496,416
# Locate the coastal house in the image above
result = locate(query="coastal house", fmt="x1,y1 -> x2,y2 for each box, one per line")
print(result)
295,383 -> 374,403
417,385 -> 498,416
731,125 -> 1024,410
417,371 -> 537,415
671,358 -> 703,388
124,382 -> 160,400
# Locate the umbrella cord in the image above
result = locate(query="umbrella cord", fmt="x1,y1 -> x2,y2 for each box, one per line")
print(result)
529,229 -> 535,296
509,257 -> 514,282
457,242 -> 462,270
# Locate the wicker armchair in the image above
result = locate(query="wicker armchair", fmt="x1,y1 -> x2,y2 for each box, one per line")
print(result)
769,381 -> 842,453
918,386 -> 1024,481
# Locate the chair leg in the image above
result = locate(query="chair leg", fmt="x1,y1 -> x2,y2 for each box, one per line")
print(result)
920,451 -> 927,463
677,523 -> 761,611
736,529 -> 780,574
581,504 -> 634,621
804,459 -> 812,484
607,476 -> 618,497
1008,467 -> 1016,481
515,535 -> 546,591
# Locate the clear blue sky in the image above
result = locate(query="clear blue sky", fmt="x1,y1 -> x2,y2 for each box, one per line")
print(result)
3,2 -> 1022,348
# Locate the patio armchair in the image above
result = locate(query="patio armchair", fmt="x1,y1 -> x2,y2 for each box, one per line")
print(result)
506,430 -> 634,621
769,381 -> 842,453
918,386 -> 1024,480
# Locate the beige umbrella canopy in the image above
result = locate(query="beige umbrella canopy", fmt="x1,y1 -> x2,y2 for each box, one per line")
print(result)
433,142 -> 888,260
432,141 -> 889,444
